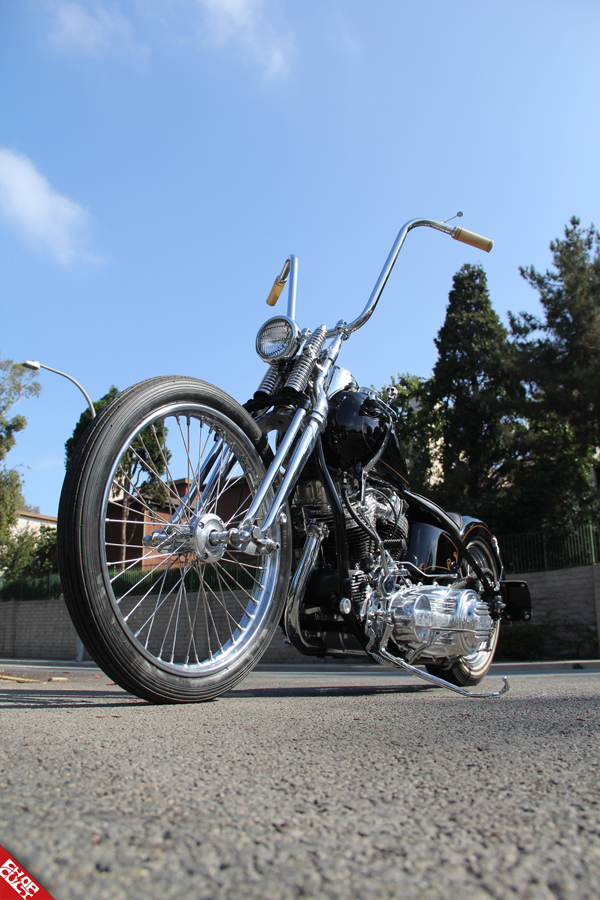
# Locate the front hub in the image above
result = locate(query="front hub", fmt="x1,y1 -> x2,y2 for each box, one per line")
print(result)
192,513 -> 227,563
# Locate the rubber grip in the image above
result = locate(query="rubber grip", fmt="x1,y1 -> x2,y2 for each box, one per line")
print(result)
452,227 -> 494,253
266,279 -> 286,307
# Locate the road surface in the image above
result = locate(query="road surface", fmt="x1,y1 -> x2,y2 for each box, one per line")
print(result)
1,661 -> 599,899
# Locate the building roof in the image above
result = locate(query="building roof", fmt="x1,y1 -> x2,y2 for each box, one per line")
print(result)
16,511 -> 58,531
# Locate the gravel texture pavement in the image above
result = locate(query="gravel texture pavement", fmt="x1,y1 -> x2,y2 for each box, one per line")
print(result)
1,662 -> 599,900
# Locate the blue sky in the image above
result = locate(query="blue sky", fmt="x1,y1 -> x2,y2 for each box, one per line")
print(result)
1,0 -> 599,515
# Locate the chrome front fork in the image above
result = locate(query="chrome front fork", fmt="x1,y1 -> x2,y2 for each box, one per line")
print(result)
226,331 -> 345,554
145,331 -> 344,559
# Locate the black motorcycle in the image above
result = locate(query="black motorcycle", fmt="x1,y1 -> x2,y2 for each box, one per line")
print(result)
58,215 -> 530,703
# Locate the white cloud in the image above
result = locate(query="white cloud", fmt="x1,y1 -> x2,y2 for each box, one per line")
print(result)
194,0 -> 292,78
46,1 -> 293,78
47,2 -> 144,57
0,147 -> 94,265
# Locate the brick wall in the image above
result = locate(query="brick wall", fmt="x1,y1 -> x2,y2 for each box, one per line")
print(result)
0,596 -> 316,664
0,599 -> 84,661
510,565 -> 600,630
503,564 -> 600,659
2,564 -> 599,662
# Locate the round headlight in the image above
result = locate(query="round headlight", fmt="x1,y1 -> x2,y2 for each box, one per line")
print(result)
256,316 -> 300,362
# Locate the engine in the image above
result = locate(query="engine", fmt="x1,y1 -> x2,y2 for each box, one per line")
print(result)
291,474 -> 496,663
377,585 -> 494,659
287,385 -> 496,664
293,477 -> 408,592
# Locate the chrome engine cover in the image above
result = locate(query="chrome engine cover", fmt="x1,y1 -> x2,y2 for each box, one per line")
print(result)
389,585 -> 494,659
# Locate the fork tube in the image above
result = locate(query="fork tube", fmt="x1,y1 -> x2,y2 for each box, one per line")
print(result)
242,406 -> 307,525
194,445 -> 236,517
258,332 -> 344,537
259,418 -> 323,535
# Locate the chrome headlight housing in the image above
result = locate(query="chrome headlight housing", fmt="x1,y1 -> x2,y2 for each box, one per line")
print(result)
256,316 -> 301,363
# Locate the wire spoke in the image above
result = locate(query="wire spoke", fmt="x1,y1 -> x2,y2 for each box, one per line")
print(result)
213,561 -> 260,605
110,549 -> 177,588
203,578 -> 245,633
214,568 -> 236,644
142,563 -> 172,651
100,402 -> 280,675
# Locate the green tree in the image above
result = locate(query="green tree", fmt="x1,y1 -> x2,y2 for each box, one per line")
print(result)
65,385 -> 119,465
499,218 -> 600,532
0,468 -> 29,575
0,527 -> 38,578
378,372 -> 431,494
0,357 -> 41,462
381,236 -> 600,535
423,263 -> 519,516
66,387 -> 171,564
0,523 -> 58,579
493,426 -> 599,533
510,217 -> 600,453
0,357 -> 41,573
30,525 -> 58,574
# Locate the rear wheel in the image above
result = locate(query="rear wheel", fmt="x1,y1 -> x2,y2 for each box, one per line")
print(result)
425,537 -> 500,687
58,376 -> 292,703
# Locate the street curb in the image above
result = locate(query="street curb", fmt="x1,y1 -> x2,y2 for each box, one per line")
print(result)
1,658 -> 599,674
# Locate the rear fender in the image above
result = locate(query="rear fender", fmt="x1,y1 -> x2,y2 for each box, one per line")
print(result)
405,514 -> 503,580
459,518 -> 504,580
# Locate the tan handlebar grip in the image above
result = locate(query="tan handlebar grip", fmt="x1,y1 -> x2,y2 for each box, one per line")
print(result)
452,227 -> 494,253
266,279 -> 286,307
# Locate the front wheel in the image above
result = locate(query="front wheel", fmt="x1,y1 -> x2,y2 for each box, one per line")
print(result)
58,376 -> 292,703
425,537 -> 500,687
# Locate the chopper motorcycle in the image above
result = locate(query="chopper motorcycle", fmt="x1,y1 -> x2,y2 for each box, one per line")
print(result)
58,215 -> 531,704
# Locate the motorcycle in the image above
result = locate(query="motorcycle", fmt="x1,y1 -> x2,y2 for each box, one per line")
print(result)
58,215 -> 531,704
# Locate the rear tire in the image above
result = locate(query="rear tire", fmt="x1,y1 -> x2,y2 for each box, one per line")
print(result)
425,537 -> 500,687
58,376 -> 292,703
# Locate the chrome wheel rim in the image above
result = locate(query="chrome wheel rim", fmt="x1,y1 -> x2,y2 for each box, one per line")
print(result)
100,402 -> 281,676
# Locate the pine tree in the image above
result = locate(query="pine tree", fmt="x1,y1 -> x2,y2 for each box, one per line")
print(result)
502,217 -> 600,531
424,263 -> 518,515
378,372 -> 431,494
65,385 -> 119,464
510,216 -> 600,453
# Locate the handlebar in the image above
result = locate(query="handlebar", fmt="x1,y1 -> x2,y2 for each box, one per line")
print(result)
264,216 -> 494,340
332,217 -> 494,337
265,255 -> 299,319
452,226 -> 494,253
266,258 -> 291,307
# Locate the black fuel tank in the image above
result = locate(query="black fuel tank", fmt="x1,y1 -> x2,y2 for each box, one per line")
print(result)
323,390 -> 410,490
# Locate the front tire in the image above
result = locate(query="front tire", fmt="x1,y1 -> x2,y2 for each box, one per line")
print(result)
425,537 -> 500,687
58,376 -> 292,703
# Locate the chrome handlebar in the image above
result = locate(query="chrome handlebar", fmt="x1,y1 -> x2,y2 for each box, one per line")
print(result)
329,217 -> 457,338
247,216 -> 493,550
271,217 -> 493,338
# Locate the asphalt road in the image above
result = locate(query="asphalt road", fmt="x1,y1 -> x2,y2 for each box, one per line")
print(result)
1,661 -> 599,900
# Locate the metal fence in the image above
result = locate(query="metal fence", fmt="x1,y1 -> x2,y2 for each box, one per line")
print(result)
0,572 -> 64,602
2,525 -> 598,599
499,523 -> 600,574
0,561 -> 253,602
107,562 -> 254,594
